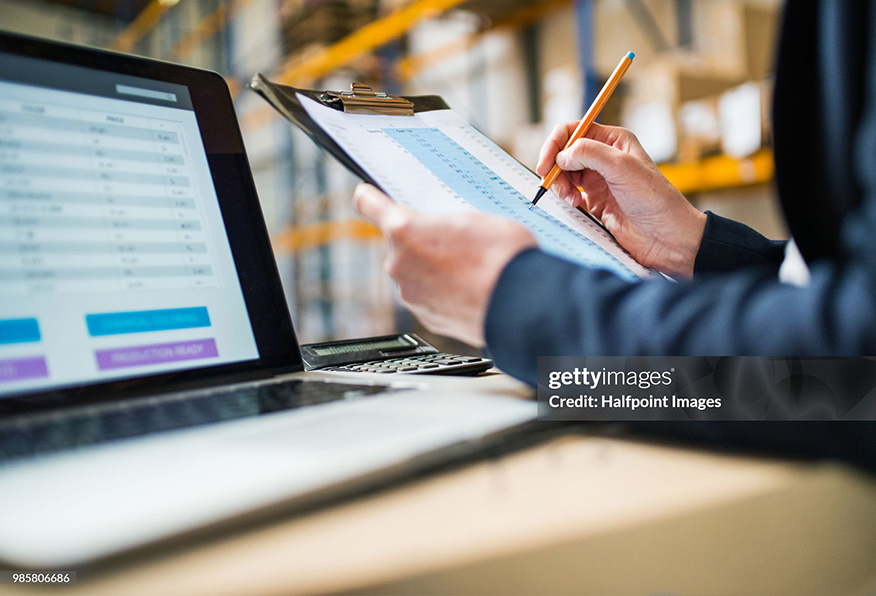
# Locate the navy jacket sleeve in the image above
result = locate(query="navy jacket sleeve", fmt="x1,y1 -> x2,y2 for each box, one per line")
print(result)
484,244 -> 876,382
694,211 -> 786,275
484,248 -> 876,471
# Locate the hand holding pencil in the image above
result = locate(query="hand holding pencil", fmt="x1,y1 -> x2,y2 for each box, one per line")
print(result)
531,51 -> 635,208
532,50 -> 708,278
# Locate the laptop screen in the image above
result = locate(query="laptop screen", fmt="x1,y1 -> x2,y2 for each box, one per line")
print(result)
0,51 -> 261,397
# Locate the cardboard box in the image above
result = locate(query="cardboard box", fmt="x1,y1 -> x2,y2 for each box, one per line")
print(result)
281,0 -> 378,55
718,81 -> 765,158
760,77 -> 774,145
621,59 -> 743,162
678,97 -> 721,162
593,0 -> 678,75
692,0 -> 781,79
743,3 -> 781,79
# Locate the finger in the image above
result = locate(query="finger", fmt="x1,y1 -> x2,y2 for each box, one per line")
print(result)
566,188 -> 584,208
584,123 -> 651,160
539,123 -> 633,176
536,122 -> 578,176
353,183 -> 412,235
556,138 -> 627,176
353,183 -> 393,225
581,122 -> 618,144
578,169 -> 615,216
539,122 -> 623,176
551,175 -> 583,207
560,182 -> 583,208
567,169 -> 586,188
578,168 -> 608,197
550,174 -> 573,199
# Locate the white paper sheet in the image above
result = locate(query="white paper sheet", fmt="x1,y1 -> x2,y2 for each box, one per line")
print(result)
299,94 -> 651,280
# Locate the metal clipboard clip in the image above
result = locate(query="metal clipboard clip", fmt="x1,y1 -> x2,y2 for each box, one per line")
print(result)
321,82 -> 415,116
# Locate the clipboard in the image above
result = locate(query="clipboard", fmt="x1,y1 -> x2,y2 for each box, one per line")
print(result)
249,75 -> 446,191
247,75 -> 651,280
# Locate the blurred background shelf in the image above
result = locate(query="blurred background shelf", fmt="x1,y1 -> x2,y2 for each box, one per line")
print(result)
0,0 -> 785,347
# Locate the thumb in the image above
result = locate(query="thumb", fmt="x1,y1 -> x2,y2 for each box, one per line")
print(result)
556,138 -> 626,177
353,183 -> 402,228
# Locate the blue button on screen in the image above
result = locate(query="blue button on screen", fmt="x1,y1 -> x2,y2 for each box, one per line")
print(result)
86,307 -> 211,337
0,318 -> 41,344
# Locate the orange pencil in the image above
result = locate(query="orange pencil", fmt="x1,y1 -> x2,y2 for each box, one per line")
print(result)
531,51 -> 635,207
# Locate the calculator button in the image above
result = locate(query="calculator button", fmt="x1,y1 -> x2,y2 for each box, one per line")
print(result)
418,363 -> 439,369
434,359 -> 462,365
397,366 -> 417,372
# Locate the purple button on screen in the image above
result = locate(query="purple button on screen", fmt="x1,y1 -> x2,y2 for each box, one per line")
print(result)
0,356 -> 49,383
95,338 -> 218,370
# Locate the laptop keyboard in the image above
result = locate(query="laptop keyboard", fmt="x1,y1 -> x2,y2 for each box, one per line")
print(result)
0,379 -> 398,464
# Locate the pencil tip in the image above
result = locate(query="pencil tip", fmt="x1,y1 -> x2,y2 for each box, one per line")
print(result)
531,186 -> 547,207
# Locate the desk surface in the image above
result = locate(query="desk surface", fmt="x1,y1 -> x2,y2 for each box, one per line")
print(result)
9,374 -> 876,596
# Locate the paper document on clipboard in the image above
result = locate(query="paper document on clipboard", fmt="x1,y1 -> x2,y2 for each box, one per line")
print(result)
251,77 -> 650,280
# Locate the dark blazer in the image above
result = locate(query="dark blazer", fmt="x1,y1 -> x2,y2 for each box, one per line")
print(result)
484,1 -> 876,471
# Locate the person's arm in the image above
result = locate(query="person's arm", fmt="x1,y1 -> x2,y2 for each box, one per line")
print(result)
694,211 -> 786,276
483,252 -> 876,473
484,249 -> 875,382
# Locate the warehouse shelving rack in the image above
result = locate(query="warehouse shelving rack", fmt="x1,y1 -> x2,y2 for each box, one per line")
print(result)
106,0 -> 778,342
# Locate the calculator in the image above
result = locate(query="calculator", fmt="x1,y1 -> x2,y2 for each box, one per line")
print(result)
300,334 -> 493,376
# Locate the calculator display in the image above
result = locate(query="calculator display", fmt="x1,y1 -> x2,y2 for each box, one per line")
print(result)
311,337 -> 414,357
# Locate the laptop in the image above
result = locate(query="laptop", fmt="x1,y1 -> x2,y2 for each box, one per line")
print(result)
0,32 -> 536,569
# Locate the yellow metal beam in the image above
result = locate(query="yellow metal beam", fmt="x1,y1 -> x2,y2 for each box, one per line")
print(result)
276,0 -> 470,86
272,219 -> 381,254
659,150 -> 774,195
112,0 -> 173,53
